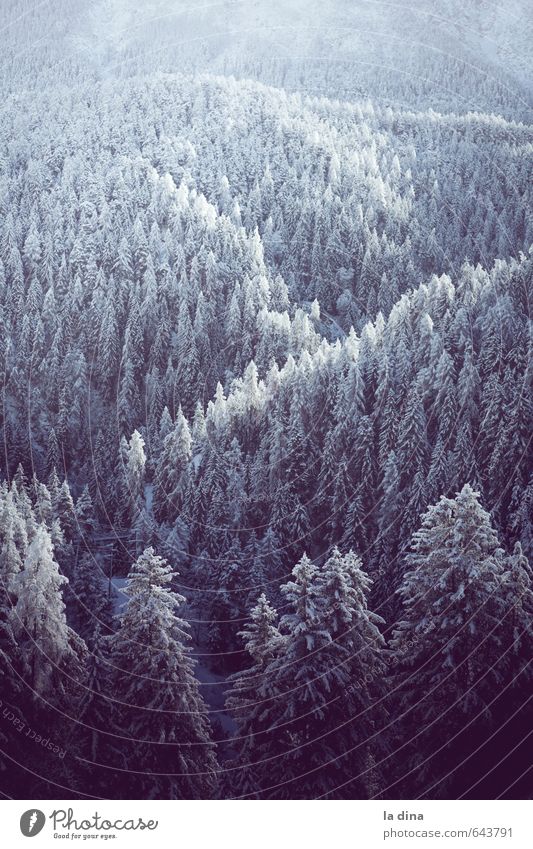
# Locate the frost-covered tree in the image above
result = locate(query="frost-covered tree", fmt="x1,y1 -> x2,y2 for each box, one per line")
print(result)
74,485 -> 97,539
0,34 -> 531,801
124,429 -> 146,518
226,593 -> 284,796
153,408 -> 191,523
227,552 -> 385,798
77,626 -> 116,793
110,548 -> 219,798
388,485 -> 529,798
70,553 -> 113,641
13,525 -> 86,707
0,496 -> 21,707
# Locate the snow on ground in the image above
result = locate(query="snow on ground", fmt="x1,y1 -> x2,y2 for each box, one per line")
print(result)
144,483 -> 154,514
194,658 -> 236,736
110,576 -> 129,614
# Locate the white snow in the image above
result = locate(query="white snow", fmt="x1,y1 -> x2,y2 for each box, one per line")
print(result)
110,576 -> 129,614
72,1 -> 532,110
194,657 -> 236,735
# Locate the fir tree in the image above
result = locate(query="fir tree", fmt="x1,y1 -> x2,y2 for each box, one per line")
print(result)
388,485 -> 524,798
110,548 -> 219,798
226,593 -> 284,796
13,524 -> 86,707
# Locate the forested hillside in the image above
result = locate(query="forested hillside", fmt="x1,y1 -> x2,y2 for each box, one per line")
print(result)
0,0 -> 531,802
2,0 -> 532,118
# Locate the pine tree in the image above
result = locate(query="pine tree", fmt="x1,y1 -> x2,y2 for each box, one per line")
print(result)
153,409 -> 191,522
54,479 -> 77,540
225,594 -> 284,796
78,627 -> 116,794
70,553 -> 113,641
75,485 -> 96,539
0,493 -> 21,708
13,524 -> 86,707
388,485 -> 520,798
227,552 -> 384,798
0,490 -> 26,595
110,548 -> 219,798
207,538 -> 247,667
316,548 -> 387,796
499,542 -> 533,691
124,429 -> 146,521
175,301 -> 199,417
45,428 -> 61,476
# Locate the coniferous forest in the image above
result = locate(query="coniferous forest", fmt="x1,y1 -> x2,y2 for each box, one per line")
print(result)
0,0 -> 532,801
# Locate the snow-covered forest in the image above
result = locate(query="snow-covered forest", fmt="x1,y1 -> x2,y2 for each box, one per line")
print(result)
0,0 -> 531,800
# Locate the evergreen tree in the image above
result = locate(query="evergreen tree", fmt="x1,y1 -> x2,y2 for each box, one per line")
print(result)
13,525 -> 85,707
226,593 -> 284,796
78,627 -> 115,793
75,485 -> 97,539
153,409 -> 191,522
110,548 -> 219,798
227,552 -> 385,798
70,552 -> 113,641
124,429 -> 146,521
388,485 -> 526,798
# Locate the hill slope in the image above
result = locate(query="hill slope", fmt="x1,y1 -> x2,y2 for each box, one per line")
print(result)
2,0 -> 532,117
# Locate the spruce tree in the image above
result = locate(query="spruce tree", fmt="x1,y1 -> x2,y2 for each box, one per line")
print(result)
110,548 -> 219,798
388,485 -> 522,798
13,524 -> 86,707
226,593 -> 284,796
153,408 -> 191,523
